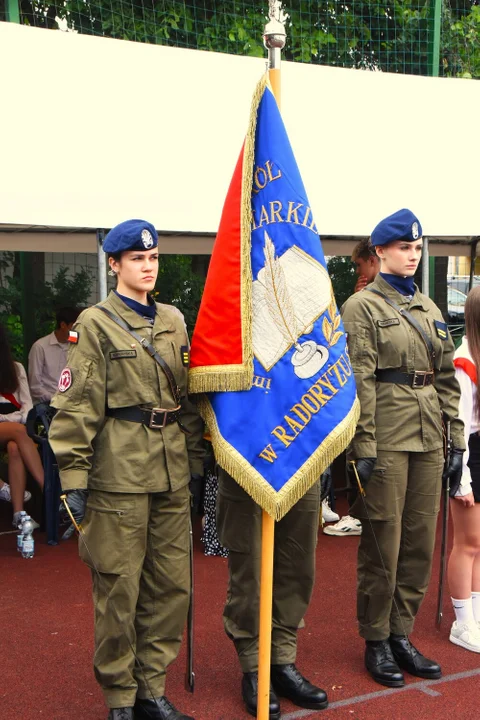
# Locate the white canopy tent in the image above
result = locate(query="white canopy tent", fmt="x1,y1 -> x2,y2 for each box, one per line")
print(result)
1,20 -> 479,290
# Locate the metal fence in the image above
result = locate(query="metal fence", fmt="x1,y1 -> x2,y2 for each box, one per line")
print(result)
4,1 -> 478,79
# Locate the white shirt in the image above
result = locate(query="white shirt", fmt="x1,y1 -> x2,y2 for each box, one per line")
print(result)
28,332 -> 69,403
454,337 -> 480,497
0,363 -> 32,424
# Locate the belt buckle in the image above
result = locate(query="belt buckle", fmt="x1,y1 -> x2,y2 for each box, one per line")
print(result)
149,407 -> 167,429
412,371 -> 428,388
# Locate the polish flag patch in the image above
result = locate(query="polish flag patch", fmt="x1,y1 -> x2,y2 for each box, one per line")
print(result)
68,331 -> 79,344
58,367 -> 73,393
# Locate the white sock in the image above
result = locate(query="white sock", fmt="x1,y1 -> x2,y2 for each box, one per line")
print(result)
451,597 -> 475,625
472,592 -> 480,623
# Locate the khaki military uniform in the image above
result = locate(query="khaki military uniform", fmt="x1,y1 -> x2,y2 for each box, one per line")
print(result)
49,291 -> 204,708
341,274 -> 464,640
216,469 -> 320,672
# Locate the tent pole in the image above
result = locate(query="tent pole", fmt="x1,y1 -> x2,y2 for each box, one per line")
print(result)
97,229 -> 107,301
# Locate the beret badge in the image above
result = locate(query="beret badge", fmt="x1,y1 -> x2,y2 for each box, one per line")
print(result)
141,229 -> 154,249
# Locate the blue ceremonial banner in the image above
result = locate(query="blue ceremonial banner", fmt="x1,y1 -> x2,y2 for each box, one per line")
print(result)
190,76 -> 359,519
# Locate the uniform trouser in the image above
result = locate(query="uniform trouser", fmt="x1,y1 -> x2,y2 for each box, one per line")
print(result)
78,486 -> 191,708
350,449 -> 444,641
216,469 -> 320,672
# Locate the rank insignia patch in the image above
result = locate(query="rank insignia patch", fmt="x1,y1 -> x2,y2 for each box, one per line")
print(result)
434,320 -> 448,340
181,345 -> 189,367
58,367 -> 73,392
68,331 -> 79,344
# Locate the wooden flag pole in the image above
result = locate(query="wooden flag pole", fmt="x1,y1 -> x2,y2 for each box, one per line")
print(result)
257,6 -> 286,720
258,510 -> 275,720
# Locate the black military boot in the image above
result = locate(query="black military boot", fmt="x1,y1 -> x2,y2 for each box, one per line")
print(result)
270,663 -> 328,710
134,696 -> 194,720
242,671 -> 281,720
389,634 -> 442,679
365,639 -> 404,687
108,709 -> 133,720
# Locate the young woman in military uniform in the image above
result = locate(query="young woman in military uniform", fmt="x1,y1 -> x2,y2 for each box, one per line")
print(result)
341,209 -> 464,688
49,220 -> 204,720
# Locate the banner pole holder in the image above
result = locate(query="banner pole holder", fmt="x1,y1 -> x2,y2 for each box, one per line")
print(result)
258,5 -> 286,719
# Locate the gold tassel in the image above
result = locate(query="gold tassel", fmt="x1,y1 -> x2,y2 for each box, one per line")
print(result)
199,395 -> 360,520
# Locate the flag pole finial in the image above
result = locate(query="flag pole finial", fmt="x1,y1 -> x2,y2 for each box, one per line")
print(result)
263,1 -> 286,70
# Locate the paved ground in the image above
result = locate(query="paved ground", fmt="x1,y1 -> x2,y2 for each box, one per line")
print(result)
1,496 -> 479,720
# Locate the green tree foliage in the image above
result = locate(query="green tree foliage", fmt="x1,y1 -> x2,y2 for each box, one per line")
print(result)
154,255 -> 205,332
0,253 -> 93,361
18,1 -> 480,78
327,255 -> 356,308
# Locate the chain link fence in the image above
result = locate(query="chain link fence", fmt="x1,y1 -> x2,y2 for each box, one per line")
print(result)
12,1 -> 479,78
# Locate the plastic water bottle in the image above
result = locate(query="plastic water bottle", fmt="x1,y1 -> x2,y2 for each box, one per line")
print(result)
16,511 -> 27,553
21,516 -> 35,559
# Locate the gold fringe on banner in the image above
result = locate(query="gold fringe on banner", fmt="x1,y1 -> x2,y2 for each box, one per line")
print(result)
188,74 -> 268,395
200,395 -> 361,521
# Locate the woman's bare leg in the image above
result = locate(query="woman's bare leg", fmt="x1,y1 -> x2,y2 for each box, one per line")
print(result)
7,441 -> 27,515
448,500 -> 480,598
0,423 -> 44,488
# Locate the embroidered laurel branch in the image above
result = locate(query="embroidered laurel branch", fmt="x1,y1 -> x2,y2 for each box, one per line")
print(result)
322,291 -> 343,346
263,232 -> 301,349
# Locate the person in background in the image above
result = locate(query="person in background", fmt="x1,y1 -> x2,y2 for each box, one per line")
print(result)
342,208 -> 464,688
447,286 -> 480,652
351,237 -> 380,293
28,306 -> 80,404
323,239 -> 380,534
0,324 -> 44,526
49,219 -> 204,720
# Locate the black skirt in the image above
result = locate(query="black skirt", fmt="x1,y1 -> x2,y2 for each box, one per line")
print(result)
200,469 -> 229,558
467,433 -> 480,503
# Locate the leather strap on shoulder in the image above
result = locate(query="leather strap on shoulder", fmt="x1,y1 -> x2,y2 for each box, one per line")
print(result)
96,305 -> 181,404
365,287 -> 436,368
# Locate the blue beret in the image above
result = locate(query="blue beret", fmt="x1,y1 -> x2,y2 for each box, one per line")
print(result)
103,219 -> 158,253
371,209 -> 422,247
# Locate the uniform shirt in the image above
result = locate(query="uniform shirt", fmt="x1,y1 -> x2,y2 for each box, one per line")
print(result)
0,363 -> 32,424
454,336 -> 479,497
28,332 -> 69,403
49,291 -> 204,494
341,274 -> 464,458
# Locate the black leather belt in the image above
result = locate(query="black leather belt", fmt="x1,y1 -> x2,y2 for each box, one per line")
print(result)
106,405 -> 181,429
375,369 -> 434,388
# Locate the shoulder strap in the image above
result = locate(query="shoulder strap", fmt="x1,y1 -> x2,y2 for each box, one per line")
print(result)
365,287 -> 436,367
96,305 -> 181,404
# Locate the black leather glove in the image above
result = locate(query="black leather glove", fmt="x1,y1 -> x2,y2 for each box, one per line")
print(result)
189,473 -> 204,515
351,458 -> 376,488
320,466 -> 332,502
442,448 -> 464,497
59,489 -> 88,540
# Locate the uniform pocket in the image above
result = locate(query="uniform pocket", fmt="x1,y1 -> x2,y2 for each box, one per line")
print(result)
350,455 -> 399,522
216,471 -> 259,554
78,492 -> 143,575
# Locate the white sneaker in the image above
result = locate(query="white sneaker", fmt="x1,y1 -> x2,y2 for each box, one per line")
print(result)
323,515 -> 362,536
321,499 -> 339,523
0,483 -> 31,503
449,621 -> 480,653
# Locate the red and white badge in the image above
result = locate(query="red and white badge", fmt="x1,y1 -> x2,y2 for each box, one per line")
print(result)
58,367 -> 73,393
